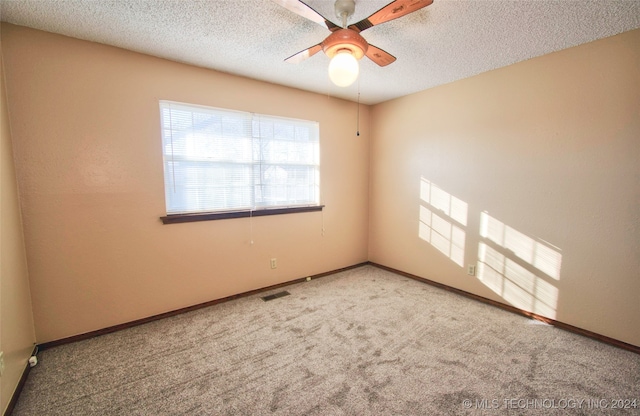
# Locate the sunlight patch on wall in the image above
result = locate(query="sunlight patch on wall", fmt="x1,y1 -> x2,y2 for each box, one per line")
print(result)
420,177 -> 468,226
477,212 -> 562,319
480,212 -> 562,280
418,178 -> 468,267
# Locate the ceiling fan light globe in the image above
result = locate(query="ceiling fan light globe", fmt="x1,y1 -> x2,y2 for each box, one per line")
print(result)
328,51 -> 359,87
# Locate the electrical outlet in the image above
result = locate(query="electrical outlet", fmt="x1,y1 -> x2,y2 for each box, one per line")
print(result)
0,351 -> 5,376
270,258 -> 277,269
467,265 -> 476,276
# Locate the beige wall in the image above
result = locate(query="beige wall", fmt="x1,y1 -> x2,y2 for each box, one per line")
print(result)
0,32 -> 37,414
369,29 -> 640,347
1,24 -> 370,344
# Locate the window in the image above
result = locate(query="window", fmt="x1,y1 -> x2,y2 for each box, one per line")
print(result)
159,101 -> 320,223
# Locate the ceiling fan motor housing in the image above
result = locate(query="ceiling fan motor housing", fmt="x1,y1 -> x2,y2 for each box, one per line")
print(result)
322,29 -> 368,59
334,0 -> 355,20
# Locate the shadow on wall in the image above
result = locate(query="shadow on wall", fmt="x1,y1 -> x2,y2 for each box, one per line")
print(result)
418,177 -> 562,319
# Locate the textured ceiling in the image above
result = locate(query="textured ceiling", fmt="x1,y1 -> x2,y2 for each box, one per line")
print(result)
1,0 -> 639,104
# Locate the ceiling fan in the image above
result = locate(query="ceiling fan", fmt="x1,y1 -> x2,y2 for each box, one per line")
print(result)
272,0 -> 434,87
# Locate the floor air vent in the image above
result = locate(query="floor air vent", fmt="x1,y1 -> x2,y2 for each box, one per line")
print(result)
261,291 -> 290,302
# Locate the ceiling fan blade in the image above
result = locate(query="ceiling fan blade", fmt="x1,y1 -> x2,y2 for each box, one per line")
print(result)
284,44 -> 323,64
365,44 -> 397,67
272,0 -> 340,31
348,0 -> 433,33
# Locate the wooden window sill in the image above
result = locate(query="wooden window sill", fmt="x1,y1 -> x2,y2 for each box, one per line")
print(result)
160,205 -> 324,224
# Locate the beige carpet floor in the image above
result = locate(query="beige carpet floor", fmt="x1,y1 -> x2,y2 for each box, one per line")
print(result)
13,265 -> 640,415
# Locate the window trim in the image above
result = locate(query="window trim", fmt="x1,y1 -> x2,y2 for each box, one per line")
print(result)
160,205 -> 324,225
159,100 -> 321,217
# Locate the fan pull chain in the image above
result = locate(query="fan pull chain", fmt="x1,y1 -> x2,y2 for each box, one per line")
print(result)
356,77 -> 361,136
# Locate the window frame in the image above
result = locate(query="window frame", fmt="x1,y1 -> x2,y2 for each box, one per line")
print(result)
158,101 -> 322,224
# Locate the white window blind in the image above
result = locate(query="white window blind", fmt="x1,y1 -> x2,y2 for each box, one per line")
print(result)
160,101 -> 320,215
